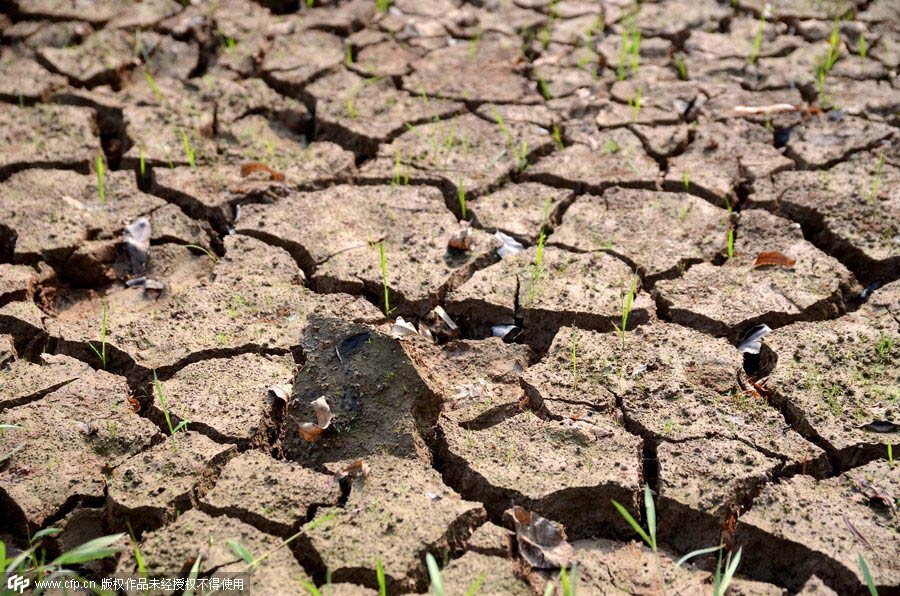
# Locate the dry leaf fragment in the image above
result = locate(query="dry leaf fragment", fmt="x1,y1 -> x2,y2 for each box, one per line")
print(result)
494,231 -> 524,258
432,305 -> 459,331
336,459 -> 370,482
268,384 -> 292,403
391,317 -> 418,338
753,251 -> 796,269
737,324 -> 772,354
298,396 -> 332,442
448,224 -> 474,251
856,480 -> 896,512
508,506 -> 575,569
240,161 -> 285,182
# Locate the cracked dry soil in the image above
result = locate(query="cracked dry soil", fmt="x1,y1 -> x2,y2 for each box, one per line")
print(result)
0,0 -> 898,594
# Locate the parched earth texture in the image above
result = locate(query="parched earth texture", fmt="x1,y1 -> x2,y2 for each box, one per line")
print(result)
0,0 -> 898,594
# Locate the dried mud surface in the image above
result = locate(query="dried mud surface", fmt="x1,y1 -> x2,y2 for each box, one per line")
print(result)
0,0 -> 898,594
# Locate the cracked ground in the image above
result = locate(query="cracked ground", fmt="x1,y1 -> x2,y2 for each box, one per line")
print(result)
0,0 -> 898,594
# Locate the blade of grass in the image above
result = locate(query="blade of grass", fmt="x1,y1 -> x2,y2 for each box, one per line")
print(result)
611,499 -> 652,548
425,553 -> 444,596
51,534 -> 125,566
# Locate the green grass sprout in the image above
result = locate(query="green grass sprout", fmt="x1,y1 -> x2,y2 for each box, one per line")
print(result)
153,370 -> 188,452
458,178 -> 467,219
859,553 -> 878,596
748,14 -> 765,64
614,275 -> 637,349
96,152 -> 106,204
425,553 -> 444,596
180,129 -> 196,168
87,301 -> 108,369
377,559 -> 387,595
378,242 -> 391,317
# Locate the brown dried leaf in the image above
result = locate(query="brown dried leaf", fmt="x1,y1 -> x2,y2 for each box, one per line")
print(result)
297,396 -> 332,442
240,161 -> 285,182
337,459 -> 370,481
508,506 -> 575,569
752,251 -> 796,269
448,224 -> 474,251
856,480 -> 896,512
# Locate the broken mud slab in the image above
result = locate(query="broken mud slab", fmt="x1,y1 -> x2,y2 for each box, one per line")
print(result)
784,114 -> 895,169
750,152 -> 899,284
762,281 -> 899,468
404,335 -> 532,431
107,431 -> 235,534
0,103 -> 99,180
470,182 -> 573,244
403,38 -> 542,105
151,142 -> 355,233
299,454 -> 486,592
0,368 -> 160,534
51,235 -> 380,374
439,3 -> 544,40
663,118 -> 794,208
550,188 -> 727,285
685,16 -> 804,62
37,28 -> 141,88
819,78 -> 900,123
146,352 -> 295,447
282,317 -> 434,467
348,37 -> 419,78
116,508 -> 313,592
529,323 -> 827,471
527,128 -> 658,193
194,75 -> 311,130
701,86 -> 807,130
200,450 -> 342,537
306,69 -> 465,156
736,460 -> 898,593
441,551 -> 531,594
656,437 -> 782,553
596,80 -> 701,128
118,81 -> 216,168
630,0 -> 731,40
570,538 -> 782,594
0,49 -> 67,103
262,29 -> 345,103
0,263 -> 46,306
531,44 -> 606,99
0,169 -> 211,283
656,209 -> 855,340
629,123 -> 690,160
360,112 -> 555,199
446,245 -> 653,346
10,0 -> 181,26
406,335 -> 642,539
0,353 -> 89,411
237,184 -> 490,317
464,520 -> 514,557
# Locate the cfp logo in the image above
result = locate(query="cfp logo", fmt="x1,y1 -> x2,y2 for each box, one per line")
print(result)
6,574 -> 29,594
